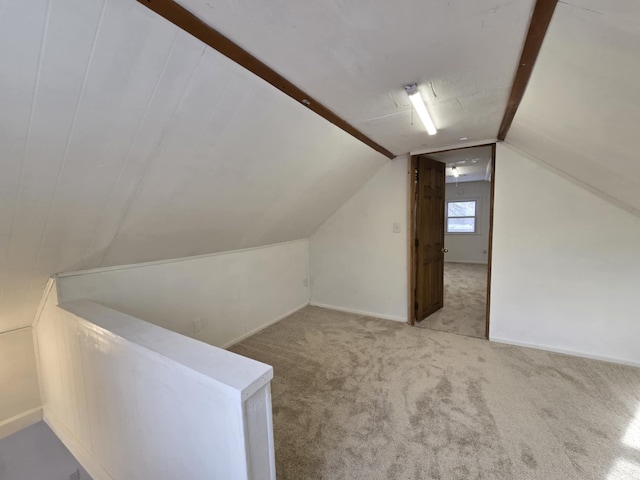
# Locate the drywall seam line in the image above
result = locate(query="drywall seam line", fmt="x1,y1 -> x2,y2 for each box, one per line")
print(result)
19,0 -> 109,324
78,29 -> 180,267
96,40 -> 207,267
0,0 -> 51,305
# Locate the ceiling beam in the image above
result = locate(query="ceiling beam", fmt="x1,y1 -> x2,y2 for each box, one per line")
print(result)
497,0 -> 558,141
136,0 -> 395,159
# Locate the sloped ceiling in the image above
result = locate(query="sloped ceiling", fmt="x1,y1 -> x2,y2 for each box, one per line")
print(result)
177,0 -> 536,153
0,0 -> 388,332
507,0 -> 640,216
427,145 -> 493,183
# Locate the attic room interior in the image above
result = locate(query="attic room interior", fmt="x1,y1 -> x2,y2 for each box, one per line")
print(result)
1,0 -> 639,479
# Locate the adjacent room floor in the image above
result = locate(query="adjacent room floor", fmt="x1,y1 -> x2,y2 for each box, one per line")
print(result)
418,262 -> 488,338
230,306 -> 640,480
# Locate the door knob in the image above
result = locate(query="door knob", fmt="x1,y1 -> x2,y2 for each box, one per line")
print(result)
441,248 -> 448,253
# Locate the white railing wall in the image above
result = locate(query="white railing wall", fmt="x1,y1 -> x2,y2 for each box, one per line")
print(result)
34,284 -> 275,480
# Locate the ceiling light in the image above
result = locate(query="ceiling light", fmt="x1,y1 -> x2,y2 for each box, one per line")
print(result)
459,137 -> 468,141
404,84 -> 437,135
452,166 -> 459,178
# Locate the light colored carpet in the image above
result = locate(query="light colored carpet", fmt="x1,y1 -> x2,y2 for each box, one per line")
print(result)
419,262 -> 488,338
230,306 -> 640,480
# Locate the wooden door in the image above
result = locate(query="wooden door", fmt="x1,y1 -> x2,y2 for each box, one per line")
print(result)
414,156 -> 445,321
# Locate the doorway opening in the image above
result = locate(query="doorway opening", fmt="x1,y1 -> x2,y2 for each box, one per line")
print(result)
408,143 -> 495,339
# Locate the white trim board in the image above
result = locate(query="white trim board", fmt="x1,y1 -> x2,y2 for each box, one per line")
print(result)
309,302 -> 406,323
490,336 -> 640,369
410,139 -> 496,156
0,407 -> 43,441
222,302 -> 309,349
57,239 -> 309,278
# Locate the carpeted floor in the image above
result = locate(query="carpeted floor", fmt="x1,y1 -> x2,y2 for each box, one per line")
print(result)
230,306 -> 640,480
418,262 -> 488,338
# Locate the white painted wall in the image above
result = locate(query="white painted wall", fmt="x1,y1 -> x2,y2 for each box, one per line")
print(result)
0,328 -> 41,439
309,158 -> 408,321
57,240 -> 309,348
444,180 -> 491,264
35,288 -> 275,480
0,421 -> 91,480
490,144 -> 640,366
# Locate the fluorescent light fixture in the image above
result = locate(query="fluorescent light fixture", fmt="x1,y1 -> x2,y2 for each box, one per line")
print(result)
452,166 -> 459,178
404,83 -> 437,135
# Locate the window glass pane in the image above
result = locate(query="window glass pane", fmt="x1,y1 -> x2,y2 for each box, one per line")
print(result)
448,218 -> 475,233
448,201 -> 475,217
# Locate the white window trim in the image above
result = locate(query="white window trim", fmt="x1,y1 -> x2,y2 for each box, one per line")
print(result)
445,198 -> 481,235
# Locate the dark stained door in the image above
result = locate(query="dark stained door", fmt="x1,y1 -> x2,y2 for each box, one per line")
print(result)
415,156 -> 446,321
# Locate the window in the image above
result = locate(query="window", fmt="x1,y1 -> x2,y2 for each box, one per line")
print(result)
446,200 -> 477,233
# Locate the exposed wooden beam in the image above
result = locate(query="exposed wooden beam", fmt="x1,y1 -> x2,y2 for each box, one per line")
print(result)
498,0 -> 558,141
136,0 -> 395,159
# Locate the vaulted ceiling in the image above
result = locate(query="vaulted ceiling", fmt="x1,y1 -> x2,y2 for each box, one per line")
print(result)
0,0 -> 390,332
3,0 -> 636,336
177,0 -> 536,154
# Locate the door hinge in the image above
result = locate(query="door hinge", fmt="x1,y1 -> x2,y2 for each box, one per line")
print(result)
414,238 -> 419,247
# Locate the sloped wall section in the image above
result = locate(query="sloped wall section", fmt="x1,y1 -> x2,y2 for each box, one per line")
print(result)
57,240 -> 310,349
0,0 -> 387,337
507,0 -> 640,217
490,144 -> 640,366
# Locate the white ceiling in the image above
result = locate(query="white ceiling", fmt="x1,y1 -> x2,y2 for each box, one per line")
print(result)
507,0 -> 640,216
0,0 -> 387,333
179,0 -> 536,154
427,145 -> 492,183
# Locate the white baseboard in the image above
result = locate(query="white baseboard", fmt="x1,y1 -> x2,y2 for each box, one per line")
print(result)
44,409 -> 113,480
0,407 -> 43,441
309,302 -> 406,323
222,302 -> 309,349
490,336 -> 640,368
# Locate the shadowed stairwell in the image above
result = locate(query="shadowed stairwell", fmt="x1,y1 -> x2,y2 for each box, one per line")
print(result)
230,306 -> 640,480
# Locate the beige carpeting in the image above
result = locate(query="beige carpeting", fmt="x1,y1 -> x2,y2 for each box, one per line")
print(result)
419,262 -> 488,338
230,306 -> 640,480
